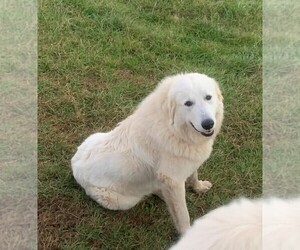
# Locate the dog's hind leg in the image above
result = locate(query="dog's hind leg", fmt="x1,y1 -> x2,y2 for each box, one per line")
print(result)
86,186 -> 142,210
186,171 -> 212,194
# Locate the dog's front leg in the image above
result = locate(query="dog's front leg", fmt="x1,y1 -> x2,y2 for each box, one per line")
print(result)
158,173 -> 190,234
186,171 -> 212,194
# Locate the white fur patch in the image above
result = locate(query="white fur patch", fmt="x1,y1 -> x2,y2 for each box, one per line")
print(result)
170,197 -> 300,250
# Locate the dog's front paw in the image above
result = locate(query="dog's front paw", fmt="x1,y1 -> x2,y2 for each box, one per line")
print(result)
193,180 -> 212,193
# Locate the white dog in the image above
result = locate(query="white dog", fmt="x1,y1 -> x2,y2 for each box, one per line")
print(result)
71,73 -> 224,233
170,197 -> 300,250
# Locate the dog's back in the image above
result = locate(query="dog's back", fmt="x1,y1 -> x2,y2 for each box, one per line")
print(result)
170,197 -> 300,250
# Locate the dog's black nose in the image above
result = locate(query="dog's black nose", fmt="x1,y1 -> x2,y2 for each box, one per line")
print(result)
201,119 -> 214,130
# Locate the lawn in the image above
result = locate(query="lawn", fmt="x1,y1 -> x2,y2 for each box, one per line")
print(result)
38,0 -> 262,249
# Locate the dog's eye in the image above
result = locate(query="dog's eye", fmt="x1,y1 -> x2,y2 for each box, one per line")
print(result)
205,95 -> 212,101
184,101 -> 194,107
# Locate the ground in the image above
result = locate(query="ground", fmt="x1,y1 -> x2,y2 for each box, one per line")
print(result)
39,0 -> 262,249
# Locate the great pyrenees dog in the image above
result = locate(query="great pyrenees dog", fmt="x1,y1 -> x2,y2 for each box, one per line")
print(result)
170,197 -> 300,250
71,73 -> 224,233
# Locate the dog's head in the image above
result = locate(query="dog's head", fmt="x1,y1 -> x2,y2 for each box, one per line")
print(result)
166,73 -> 224,140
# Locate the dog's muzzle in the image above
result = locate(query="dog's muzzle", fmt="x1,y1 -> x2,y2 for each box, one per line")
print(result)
190,122 -> 214,137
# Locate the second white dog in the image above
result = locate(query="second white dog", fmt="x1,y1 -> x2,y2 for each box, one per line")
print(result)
170,197 -> 300,250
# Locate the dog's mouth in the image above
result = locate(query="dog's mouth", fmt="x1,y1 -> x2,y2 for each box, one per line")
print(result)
201,130 -> 214,137
190,122 -> 214,137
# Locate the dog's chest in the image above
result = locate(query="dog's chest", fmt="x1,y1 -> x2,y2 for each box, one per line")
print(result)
185,144 -> 213,174
184,141 -> 213,163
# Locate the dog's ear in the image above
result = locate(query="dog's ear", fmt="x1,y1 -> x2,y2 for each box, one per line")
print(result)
215,82 -> 223,102
168,96 -> 176,125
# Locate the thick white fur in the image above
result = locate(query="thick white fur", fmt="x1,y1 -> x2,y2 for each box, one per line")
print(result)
71,73 -> 224,233
170,197 -> 300,250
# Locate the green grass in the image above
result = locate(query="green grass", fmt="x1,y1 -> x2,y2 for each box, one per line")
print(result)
39,0 -> 262,249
